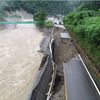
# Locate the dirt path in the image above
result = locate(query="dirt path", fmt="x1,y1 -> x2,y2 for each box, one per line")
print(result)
50,27 -> 77,100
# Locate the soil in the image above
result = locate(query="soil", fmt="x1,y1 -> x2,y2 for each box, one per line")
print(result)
50,27 -> 77,100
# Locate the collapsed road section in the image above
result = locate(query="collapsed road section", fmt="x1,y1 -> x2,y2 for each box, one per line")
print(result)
31,28 -> 56,100
31,24 -> 100,100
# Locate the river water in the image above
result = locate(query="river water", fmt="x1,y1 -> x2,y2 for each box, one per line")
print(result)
0,11 -> 43,100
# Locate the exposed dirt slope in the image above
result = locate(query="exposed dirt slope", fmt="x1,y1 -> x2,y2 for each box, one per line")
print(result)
50,27 -> 77,100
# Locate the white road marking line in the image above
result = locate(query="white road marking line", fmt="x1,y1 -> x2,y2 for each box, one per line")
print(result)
78,54 -> 100,96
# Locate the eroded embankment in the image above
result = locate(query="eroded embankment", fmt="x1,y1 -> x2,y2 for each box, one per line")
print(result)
50,27 -> 77,100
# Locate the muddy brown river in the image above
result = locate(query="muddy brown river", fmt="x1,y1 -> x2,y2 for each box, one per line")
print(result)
0,11 -> 43,100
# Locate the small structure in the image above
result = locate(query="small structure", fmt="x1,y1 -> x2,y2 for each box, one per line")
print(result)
60,32 -> 70,43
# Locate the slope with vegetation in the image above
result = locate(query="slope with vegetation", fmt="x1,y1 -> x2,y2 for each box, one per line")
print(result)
64,1 -> 100,89
4,0 -> 72,15
34,10 -> 46,27
33,10 -> 53,28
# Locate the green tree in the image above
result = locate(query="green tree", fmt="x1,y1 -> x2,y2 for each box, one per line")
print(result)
45,20 -> 53,28
34,10 -> 46,27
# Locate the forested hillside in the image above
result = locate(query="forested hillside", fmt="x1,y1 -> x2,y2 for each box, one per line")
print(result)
64,1 -> 100,88
3,0 -> 72,15
0,1 -> 8,21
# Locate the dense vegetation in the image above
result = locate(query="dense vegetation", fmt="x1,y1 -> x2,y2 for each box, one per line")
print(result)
69,0 -> 100,11
78,1 -> 100,10
64,1 -> 100,88
34,10 -> 53,28
34,10 -> 46,27
4,0 -> 72,15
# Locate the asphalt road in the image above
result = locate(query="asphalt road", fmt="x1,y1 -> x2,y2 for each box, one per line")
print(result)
63,57 -> 100,100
